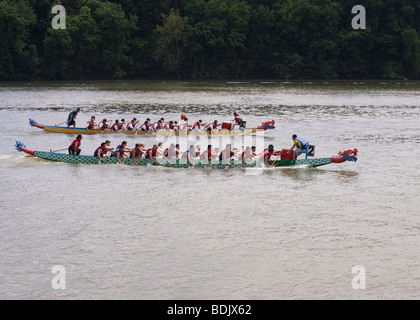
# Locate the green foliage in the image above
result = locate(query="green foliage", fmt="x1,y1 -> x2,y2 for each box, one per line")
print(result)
154,8 -> 192,74
67,6 -> 100,77
275,0 -> 341,79
183,0 -> 251,78
380,61 -> 403,79
43,28 -> 74,79
0,0 -> 420,80
401,28 -> 420,78
0,0 -> 35,80
93,1 -> 138,78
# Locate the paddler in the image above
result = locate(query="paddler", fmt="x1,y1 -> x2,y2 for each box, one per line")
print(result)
181,145 -> 197,167
126,118 -> 137,131
164,143 -> 176,159
259,144 -> 275,166
191,120 -> 203,131
94,142 -> 108,162
241,146 -> 255,167
86,116 -> 97,130
175,143 -> 180,158
111,119 -> 121,131
110,141 -> 130,164
99,118 -> 110,130
163,121 -> 174,131
157,142 -> 164,156
178,118 -> 189,131
251,146 -> 257,157
130,143 -> 145,165
200,144 -> 214,167
219,144 -> 235,165
68,134 -> 82,155
204,120 -> 219,132
103,140 -> 114,154
289,134 -> 308,160
145,144 -> 159,164
138,118 -> 151,133
173,121 -> 179,132
195,145 -> 201,157
67,108 -> 80,128
151,119 -> 163,132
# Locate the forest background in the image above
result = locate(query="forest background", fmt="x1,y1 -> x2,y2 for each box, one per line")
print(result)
1,0 -> 419,80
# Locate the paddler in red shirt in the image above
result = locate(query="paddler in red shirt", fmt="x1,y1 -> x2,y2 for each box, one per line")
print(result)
259,144 -> 275,166
68,135 -> 82,155
130,143 -> 145,165
241,146 -> 256,167
219,144 -> 235,165
145,145 -> 159,164
94,142 -> 109,162
86,116 -> 97,130
200,144 -> 215,167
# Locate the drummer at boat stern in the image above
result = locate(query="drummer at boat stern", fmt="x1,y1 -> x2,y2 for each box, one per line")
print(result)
68,135 -> 82,155
289,134 -> 308,160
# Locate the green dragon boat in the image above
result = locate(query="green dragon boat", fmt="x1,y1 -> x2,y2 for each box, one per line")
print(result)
15,141 -> 358,168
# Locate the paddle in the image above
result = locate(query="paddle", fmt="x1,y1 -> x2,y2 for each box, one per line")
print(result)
268,153 -> 281,168
134,154 -> 146,166
55,121 -> 67,126
98,153 -> 110,164
50,147 -> 68,153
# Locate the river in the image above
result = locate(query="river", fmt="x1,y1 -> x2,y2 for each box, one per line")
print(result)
0,80 -> 419,299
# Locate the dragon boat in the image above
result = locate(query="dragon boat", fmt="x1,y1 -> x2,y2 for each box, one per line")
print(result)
28,119 -> 276,136
15,141 -> 358,169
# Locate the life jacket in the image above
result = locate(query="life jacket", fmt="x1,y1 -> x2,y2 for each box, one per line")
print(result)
70,138 -> 81,148
87,121 -> 95,130
151,122 -> 160,131
117,123 -> 123,130
219,149 -> 234,161
179,121 -> 188,131
205,122 -> 214,131
165,147 -> 175,158
242,150 -> 254,161
99,121 -> 108,130
126,123 -> 134,131
192,122 -> 201,130
181,149 -> 192,159
164,122 -> 173,130
234,115 -> 241,123
139,123 -> 149,131
111,145 -> 123,157
94,146 -> 105,157
130,148 -> 141,158
294,137 -> 307,149
200,149 -> 212,160
145,148 -> 157,159
259,149 -> 271,161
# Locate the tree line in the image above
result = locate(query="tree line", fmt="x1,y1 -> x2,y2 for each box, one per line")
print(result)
1,0 -> 419,81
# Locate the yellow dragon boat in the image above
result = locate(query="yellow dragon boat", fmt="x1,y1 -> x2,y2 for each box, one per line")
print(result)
29,119 -> 275,136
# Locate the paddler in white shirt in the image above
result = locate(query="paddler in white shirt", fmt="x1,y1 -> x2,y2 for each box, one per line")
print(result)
179,118 -> 190,131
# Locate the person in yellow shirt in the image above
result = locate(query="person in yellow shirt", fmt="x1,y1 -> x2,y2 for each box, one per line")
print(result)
289,134 -> 308,159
